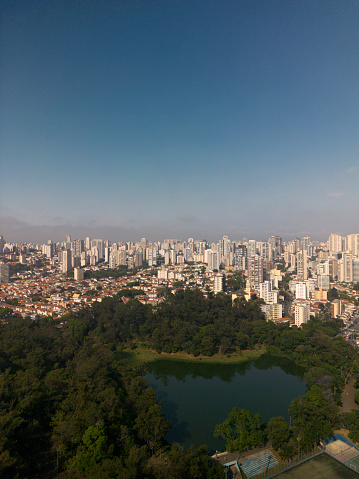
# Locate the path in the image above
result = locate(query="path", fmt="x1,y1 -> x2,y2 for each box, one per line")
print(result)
340,377 -> 358,414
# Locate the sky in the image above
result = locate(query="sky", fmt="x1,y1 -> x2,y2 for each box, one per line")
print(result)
1,0 -> 358,244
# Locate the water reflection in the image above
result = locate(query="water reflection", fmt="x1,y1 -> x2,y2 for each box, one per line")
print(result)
145,354 -> 305,450
146,353 -> 304,384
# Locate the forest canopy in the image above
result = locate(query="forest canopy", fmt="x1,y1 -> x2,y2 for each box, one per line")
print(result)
0,288 -> 357,478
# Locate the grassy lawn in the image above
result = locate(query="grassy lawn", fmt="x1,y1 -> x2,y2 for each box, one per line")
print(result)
121,346 -> 267,364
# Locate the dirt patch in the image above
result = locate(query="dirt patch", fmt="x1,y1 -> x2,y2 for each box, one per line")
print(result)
341,378 -> 358,414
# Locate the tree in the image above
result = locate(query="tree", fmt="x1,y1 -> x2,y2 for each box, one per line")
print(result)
214,408 -> 264,452
327,288 -> 339,301
69,425 -> 113,475
134,404 -> 170,448
288,386 -> 339,450
266,417 -> 290,450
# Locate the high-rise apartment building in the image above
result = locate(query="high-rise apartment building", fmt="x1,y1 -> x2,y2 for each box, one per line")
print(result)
296,250 -> 308,280
74,267 -> 84,280
117,250 -> 127,266
247,254 -> 264,289
347,234 -> 359,256
295,282 -> 307,300
0,235 -> 5,254
213,273 -> 224,293
234,245 -> 247,271
73,239 -> 84,257
61,249 -> 72,273
294,300 -> 310,327
135,252 -> 143,268
259,280 -> 279,304
328,234 -> 343,254
247,240 -> 256,258
354,259 -> 359,282
91,239 -> 104,259
301,236 -> 310,252
109,251 -> 118,268
269,235 -> 282,255
148,247 -> 158,267
0,262 -> 10,283
317,275 -> 330,290
207,251 -> 219,271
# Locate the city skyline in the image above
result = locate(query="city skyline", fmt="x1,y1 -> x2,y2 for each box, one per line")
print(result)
1,1 -> 359,243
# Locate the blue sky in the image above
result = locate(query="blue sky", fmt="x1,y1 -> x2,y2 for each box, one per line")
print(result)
1,0 -> 358,243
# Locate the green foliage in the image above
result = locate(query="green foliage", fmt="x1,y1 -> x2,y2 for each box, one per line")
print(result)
69,425 -> 113,474
214,408 -> 265,452
266,417 -> 290,450
118,288 -> 145,298
0,307 -> 12,318
154,444 -> 224,479
327,287 -> 339,301
288,386 -> 339,450
1,285 -> 358,477
342,411 -> 359,444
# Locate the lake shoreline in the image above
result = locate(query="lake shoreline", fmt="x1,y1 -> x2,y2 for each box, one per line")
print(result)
122,346 -> 267,364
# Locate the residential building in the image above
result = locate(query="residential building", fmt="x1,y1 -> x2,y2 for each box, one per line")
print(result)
213,273 -> 224,293
317,274 -> 330,290
328,234 -> 343,254
295,282 -> 307,300
294,300 -> 310,327
247,254 -> 264,289
61,249 -> 72,273
74,267 -> 84,280
0,262 -> 10,283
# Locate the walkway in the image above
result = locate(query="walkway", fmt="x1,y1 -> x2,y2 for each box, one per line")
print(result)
341,378 -> 358,414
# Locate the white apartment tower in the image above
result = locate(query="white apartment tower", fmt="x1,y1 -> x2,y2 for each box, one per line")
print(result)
295,301 -> 310,327
347,234 -> 359,256
148,247 -> 158,267
213,273 -> 224,293
328,234 -> 343,254
295,282 -> 307,300
61,249 -> 72,273
247,255 -> 264,289
207,251 -> 220,271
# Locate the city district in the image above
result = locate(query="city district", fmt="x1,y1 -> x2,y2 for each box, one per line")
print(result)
0,233 -> 359,336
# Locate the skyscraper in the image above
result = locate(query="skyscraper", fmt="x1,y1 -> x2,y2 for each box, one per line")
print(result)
61,249 -> 72,273
328,234 -> 343,254
0,262 -> 10,283
0,235 -> 5,254
247,254 -> 264,289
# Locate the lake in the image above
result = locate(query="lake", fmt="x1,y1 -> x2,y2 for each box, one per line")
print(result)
145,354 -> 305,451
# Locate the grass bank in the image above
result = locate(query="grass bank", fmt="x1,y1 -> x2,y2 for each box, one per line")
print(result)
122,346 -> 267,364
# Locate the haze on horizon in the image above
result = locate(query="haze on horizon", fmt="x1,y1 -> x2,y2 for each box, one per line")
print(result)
1,0 -> 358,244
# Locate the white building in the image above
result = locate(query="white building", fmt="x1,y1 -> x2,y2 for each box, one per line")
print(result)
213,273 -> 224,293
74,267 -> 84,280
61,249 -> 72,273
261,303 -> 283,321
148,247 -> 158,267
295,282 -> 307,300
317,274 -> 330,290
207,251 -> 220,271
259,280 -> 279,304
294,300 -> 310,327
157,269 -> 168,280
328,234 -> 343,254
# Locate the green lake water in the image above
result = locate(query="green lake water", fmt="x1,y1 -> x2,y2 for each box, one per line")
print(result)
145,354 -> 305,451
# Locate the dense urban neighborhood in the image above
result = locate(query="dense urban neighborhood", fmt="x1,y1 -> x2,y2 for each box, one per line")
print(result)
1,233 -> 359,331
